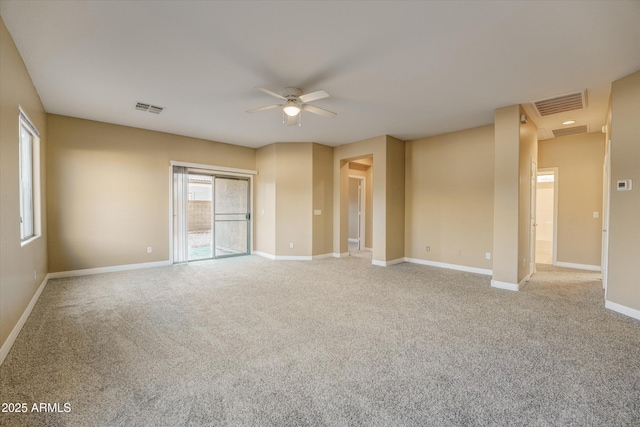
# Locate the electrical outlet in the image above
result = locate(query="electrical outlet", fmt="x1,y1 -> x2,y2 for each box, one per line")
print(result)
458,249 -> 462,256
426,246 -> 430,252
147,246 -> 152,254
593,212 -> 599,218
485,252 -> 491,260
33,270 -> 37,280
290,242 -> 294,249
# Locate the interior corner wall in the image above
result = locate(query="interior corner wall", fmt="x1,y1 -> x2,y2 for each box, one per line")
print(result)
518,106 -> 537,282
312,143 -> 333,257
46,115 -> 256,272
334,136 -> 386,260
538,133 -> 605,267
492,105 -> 521,286
0,16 -> 49,355
255,144 -> 276,256
607,70 -> 640,312
274,143 -> 313,256
385,136 -> 405,262
405,125 -> 494,270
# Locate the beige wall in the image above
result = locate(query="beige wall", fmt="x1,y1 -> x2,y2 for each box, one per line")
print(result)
0,17 -> 49,354
274,143 -> 313,256
538,133 -> 604,267
518,106 -> 538,282
255,142 -> 331,258
255,144 -> 276,255
405,125 -> 494,270
312,143 -> 333,256
385,136 -> 405,261
47,115 -> 255,272
607,70 -> 640,312
493,105 -> 521,285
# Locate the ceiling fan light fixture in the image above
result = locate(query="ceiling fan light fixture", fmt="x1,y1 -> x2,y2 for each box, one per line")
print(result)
283,101 -> 301,117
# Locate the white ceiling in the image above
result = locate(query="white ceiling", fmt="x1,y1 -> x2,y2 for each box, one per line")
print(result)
1,1 -> 639,148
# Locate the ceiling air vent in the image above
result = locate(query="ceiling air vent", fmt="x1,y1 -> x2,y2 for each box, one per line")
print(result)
552,125 -> 588,138
531,90 -> 587,116
135,102 -> 165,114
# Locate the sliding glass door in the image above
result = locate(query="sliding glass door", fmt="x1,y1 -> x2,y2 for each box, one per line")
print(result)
214,177 -> 250,257
173,167 -> 250,262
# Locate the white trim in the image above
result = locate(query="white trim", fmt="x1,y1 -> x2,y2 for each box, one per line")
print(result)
274,255 -> 313,261
404,257 -> 493,276
333,252 -> 350,258
253,251 -> 276,260
372,258 -> 405,267
365,247 -> 372,252
47,260 -> 171,279
519,274 -> 530,290
491,279 -> 520,291
0,274 -> 49,366
555,262 -> 601,272
312,253 -> 334,260
605,300 -> 640,321
170,160 -> 257,175
348,238 -> 359,243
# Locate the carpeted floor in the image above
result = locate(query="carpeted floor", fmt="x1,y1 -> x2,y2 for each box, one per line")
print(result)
1,257 -> 638,426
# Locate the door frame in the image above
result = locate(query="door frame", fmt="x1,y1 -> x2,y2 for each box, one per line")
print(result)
530,158 -> 537,276
536,167 -> 559,266
602,140 -> 611,294
169,161 -> 256,264
348,175 -> 366,251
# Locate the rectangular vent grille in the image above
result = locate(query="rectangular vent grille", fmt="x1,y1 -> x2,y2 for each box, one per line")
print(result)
135,102 -> 164,114
532,90 -> 587,116
552,125 -> 588,138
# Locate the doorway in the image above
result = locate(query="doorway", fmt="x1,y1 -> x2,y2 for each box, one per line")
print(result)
348,176 -> 365,251
173,166 -> 251,263
536,168 -> 558,265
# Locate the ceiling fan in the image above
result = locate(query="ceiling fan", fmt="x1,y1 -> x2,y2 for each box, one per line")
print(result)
247,87 -> 337,126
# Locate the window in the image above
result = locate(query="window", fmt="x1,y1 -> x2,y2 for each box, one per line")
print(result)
18,109 -> 40,242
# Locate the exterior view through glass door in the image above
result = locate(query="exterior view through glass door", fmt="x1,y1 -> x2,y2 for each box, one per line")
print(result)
173,166 -> 250,262
213,177 -> 249,257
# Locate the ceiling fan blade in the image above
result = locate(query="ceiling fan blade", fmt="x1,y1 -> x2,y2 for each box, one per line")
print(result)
302,104 -> 337,118
298,89 -> 329,103
246,104 -> 282,113
286,114 -> 299,126
256,87 -> 285,100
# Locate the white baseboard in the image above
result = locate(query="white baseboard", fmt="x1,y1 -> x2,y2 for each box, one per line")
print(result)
605,300 -> 640,321
275,256 -> 313,261
0,274 -> 49,366
404,257 -> 493,276
555,261 -> 601,272
333,252 -> 350,258
348,238 -> 359,243
372,258 -> 405,267
519,274 -> 531,290
491,279 -> 520,291
365,247 -> 372,252
312,253 -> 333,260
47,260 -> 171,279
253,251 -> 276,260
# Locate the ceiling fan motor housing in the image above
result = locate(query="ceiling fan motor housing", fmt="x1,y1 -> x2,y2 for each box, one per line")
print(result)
282,87 -> 303,98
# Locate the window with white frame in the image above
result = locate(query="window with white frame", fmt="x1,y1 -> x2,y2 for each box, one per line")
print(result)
19,109 -> 40,242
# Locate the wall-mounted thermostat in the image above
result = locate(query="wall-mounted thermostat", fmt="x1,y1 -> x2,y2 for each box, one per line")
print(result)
617,179 -> 632,191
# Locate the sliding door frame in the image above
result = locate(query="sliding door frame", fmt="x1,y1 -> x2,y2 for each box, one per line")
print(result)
169,161 -> 257,264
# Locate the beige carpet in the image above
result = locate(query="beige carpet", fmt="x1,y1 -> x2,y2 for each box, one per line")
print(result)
1,257 -> 638,426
